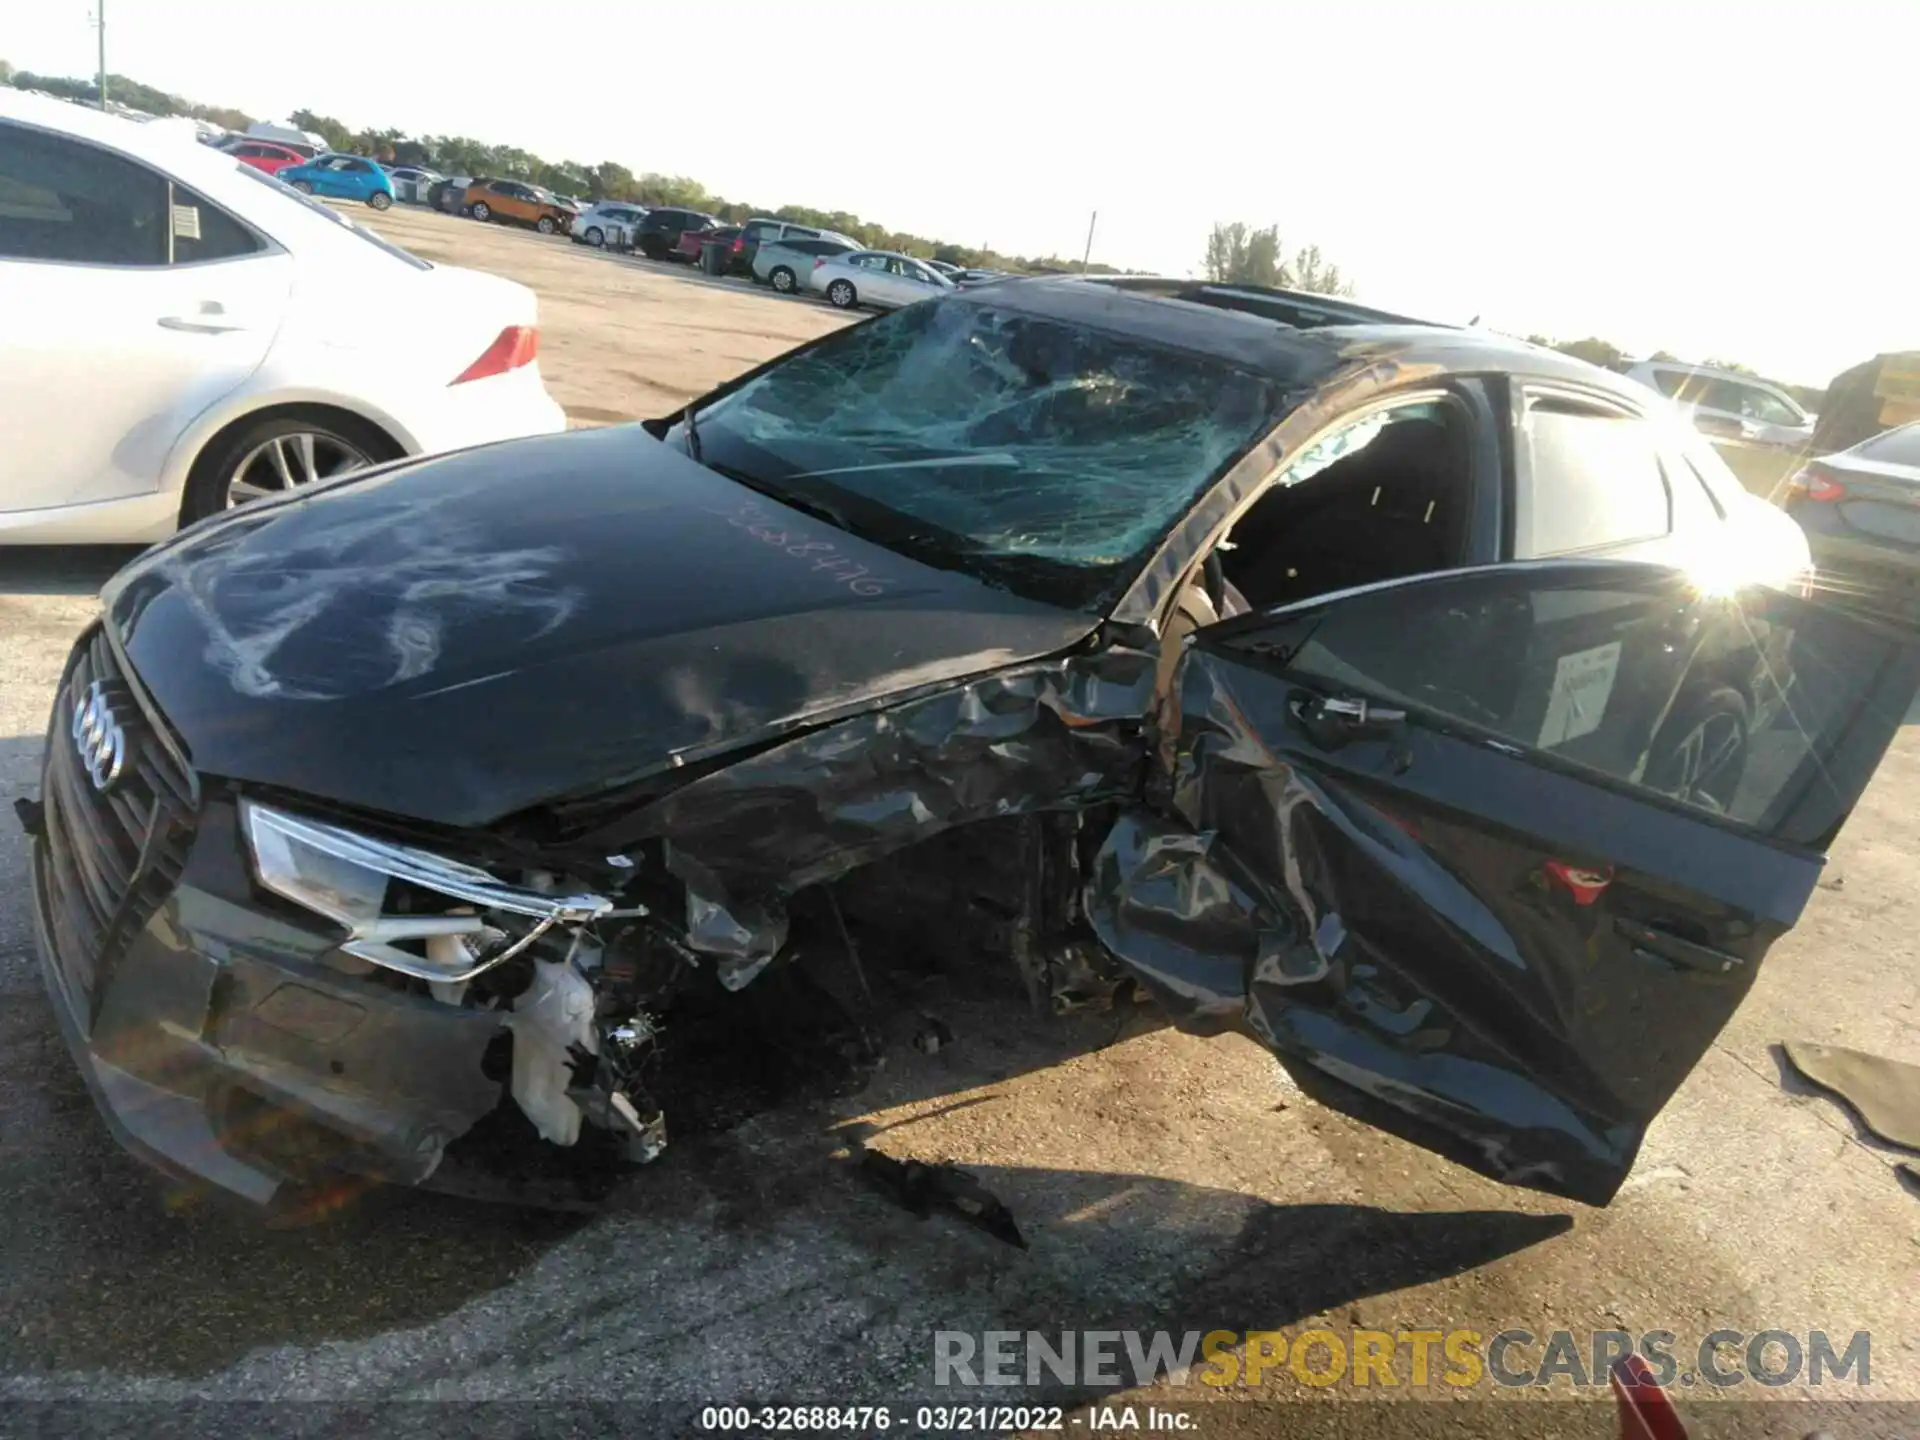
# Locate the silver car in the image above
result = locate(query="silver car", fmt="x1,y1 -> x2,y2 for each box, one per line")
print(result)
812,250 -> 956,310
752,237 -> 858,293
1624,360 -> 1816,450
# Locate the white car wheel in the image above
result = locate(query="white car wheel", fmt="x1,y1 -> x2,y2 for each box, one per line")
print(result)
828,279 -> 857,309
585,226 -> 604,247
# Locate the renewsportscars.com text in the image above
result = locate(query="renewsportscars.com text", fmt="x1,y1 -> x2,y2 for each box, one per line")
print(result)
933,1327 -> 1871,1390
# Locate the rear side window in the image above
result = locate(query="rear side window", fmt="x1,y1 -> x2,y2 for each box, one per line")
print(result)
1522,400 -> 1671,555
169,182 -> 264,264
0,121 -> 169,265
1854,424 -> 1920,467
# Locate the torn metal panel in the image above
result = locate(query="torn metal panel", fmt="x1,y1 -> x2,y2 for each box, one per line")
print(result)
620,649 -> 1157,987
1090,648 -> 1639,1206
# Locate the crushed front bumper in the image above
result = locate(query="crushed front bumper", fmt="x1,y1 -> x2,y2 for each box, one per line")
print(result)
32,782 -> 506,1211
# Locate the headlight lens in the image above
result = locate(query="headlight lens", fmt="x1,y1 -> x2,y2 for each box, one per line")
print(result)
240,800 -> 611,982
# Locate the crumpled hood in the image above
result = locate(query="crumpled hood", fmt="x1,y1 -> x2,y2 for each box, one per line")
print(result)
105,426 -> 1096,828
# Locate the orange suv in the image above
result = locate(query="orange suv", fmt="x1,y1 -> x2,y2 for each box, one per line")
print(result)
463,179 -> 576,235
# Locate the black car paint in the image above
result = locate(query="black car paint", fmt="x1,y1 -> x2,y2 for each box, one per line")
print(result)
1088,566 -> 1920,1204
33,284 -> 1918,1211
103,425 -> 1098,829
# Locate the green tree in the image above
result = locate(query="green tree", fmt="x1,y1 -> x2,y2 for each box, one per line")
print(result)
1203,222 -> 1354,294
1288,243 -> 1354,297
1550,337 -> 1628,371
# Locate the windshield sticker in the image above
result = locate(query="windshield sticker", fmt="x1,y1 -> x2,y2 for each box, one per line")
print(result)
1537,641 -> 1622,748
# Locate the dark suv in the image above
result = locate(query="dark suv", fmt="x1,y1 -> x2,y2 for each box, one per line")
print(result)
632,207 -> 719,261
33,278 -> 1910,1221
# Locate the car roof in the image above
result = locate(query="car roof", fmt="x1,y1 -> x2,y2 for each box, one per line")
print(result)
963,275 -> 1652,402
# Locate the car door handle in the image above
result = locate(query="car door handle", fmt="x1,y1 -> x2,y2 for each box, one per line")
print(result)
1289,692 -> 1406,750
1615,918 -> 1746,974
158,312 -> 249,335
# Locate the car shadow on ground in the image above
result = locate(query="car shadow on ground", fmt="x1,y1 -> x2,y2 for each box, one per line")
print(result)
0,547 -> 146,598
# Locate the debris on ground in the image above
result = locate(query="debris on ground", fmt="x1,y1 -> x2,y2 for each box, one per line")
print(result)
912,1015 -> 955,1055
1783,1041 -> 1920,1153
857,1148 -> 1027,1250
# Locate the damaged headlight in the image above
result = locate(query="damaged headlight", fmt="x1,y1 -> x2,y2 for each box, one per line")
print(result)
240,800 -> 612,982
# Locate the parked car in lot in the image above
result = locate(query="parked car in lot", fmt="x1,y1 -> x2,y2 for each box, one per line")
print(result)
753,235 -> 858,293
386,166 -> 444,205
674,224 -> 741,268
225,140 -> 308,177
0,88 -> 566,543
36,276 -> 1893,1227
811,249 -> 956,309
735,216 -> 859,272
463,179 -> 574,234
1781,422 -> 1920,623
277,153 -> 396,210
1625,360 -> 1816,451
571,200 -> 648,247
632,207 -> 720,260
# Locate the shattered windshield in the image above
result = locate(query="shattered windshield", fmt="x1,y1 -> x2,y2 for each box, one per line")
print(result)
685,297 -> 1286,611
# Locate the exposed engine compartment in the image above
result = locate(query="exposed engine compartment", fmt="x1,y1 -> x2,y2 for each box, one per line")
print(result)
324,811 -> 1137,1207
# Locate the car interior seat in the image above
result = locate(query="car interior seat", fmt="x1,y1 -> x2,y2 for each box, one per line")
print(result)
1221,416 -> 1468,612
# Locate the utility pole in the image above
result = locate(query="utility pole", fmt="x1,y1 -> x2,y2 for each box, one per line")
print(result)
94,0 -> 108,110
1080,210 -> 1097,272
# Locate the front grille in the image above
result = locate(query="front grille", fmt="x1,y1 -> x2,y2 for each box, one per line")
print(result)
38,627 -> 196,1020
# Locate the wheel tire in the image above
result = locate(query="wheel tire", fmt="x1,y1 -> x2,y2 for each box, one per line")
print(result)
292,180 -> 314,195
640,235 -> 667,261
536,215 -> 556,234
1644,684 -> 1751,815
471,201 -> 492,222
179,413 -> 397,528
585,226 -> 604,247
770,266 -> 797,294
827,279 -> 857,309
367,191 -> 392,211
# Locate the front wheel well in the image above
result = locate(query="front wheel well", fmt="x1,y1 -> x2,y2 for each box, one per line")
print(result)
178,403 -> 408,526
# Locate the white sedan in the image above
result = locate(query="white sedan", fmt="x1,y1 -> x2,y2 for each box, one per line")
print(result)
811,250 -> 955,311
0,90 -> 567,544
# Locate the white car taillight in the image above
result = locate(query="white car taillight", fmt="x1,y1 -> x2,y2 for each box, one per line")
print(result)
451,325 -> 538,385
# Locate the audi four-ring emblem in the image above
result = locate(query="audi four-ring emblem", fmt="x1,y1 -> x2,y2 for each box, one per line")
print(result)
70,680 -> 130,793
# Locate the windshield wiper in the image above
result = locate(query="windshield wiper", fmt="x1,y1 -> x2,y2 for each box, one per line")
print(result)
680,404 -> 704,464
783,453 -> 1019,482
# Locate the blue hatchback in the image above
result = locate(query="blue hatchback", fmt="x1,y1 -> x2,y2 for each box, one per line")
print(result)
277,153 -> 395,210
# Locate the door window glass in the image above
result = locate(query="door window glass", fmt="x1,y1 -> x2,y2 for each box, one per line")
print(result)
1217,565 -> 1910,841
0,122 -> 169,265
1732,384 -> 1803,427
1524,401 -> 1672,553
169,183 -> 263,264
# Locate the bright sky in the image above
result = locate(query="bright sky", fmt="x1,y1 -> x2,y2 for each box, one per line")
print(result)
10,0 -> 1914,385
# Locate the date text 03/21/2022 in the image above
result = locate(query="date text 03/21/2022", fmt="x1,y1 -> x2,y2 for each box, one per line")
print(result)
695,1404 -> 1197,1431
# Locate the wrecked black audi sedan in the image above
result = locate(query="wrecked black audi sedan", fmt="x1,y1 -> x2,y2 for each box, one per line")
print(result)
28,277 -> 1919,1216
